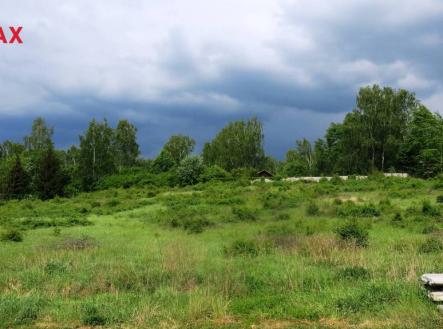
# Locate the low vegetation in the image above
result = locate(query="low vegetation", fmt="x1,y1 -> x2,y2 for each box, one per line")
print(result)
1,177 -> 443,328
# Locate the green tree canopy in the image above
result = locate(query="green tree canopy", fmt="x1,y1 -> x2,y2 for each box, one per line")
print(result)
202,117 -> 265,171
5,156 -> 30,199
35,145 -> 69,200
24,117 -> 53,152
161,135 -> 195,166
78,119 -> 115,190
114,120 -> 140,169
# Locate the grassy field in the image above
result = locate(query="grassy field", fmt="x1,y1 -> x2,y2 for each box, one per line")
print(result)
1,176 -> 443,328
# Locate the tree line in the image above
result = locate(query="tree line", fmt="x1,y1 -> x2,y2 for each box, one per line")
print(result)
1,84 -> 442,200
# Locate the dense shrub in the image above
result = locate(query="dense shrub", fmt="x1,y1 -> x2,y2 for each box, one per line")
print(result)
82,303 -> 107,326
422,200 -> 440,217
44,261 -> 68,275
337,202 -> 380,218
232,206 -> 258,221
224,239 -> 260,257
200,165 -> 230,182
437,195 -> 443,204
392,212 -> 403,222
306,202 -> 320,216
1,229 -> 23,242
176,156 -> 204,186
106,199 -> 120,207
419,237 -> 443,253
262,192 -> 297,209
335,222 -> 369,247
182,218 -> 212,234
433,174 -> 443,189
276,213 -> 290,221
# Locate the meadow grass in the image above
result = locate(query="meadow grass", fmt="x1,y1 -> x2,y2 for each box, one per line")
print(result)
1,177 -> 443,328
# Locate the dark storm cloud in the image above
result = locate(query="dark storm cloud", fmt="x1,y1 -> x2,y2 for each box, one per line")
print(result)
1,0 -> 443,158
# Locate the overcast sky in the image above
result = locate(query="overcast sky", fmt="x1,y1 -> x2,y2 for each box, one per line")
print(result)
1,0 -> 443,158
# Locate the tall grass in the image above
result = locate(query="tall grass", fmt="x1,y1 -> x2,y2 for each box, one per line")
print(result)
0,177 -> 442,327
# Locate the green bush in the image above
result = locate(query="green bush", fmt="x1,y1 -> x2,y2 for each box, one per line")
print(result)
335,222 -> 369,247
106,199 -> 120,207
200,165 -> 230,182
276,213 -> 290,221
183,218 -> 212,234
44,261 -> 68,275
437,195 -> 443,204
176,156 -> 204,186
392,212 -> 403,222
232,206 -> 258,221
422,200 -> 440,216
419,237 -> 443,253
306,202 -> 320,216
330,175 -> 343,185
82,303 -> 107,326
1,229 -> 23,242
337,202 -> 380,218
224,239 -> 260,257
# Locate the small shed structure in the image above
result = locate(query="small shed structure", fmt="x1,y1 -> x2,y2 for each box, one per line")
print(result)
256,170 -> 273,178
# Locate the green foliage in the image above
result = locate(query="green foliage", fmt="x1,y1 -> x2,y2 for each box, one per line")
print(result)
400,106 -> 443,177
0,174 -> 441,327
224,239 -> 261,257
391,212 -> 403,223
44,260 -> 68,275
200,165 -> 230,182
78,119 -> 116,190
202,117 -> 265,171
283,159 -> 308,177
337,266 -> 371,281
0,295 -> 44,326
1,229 -> 23,242
113,120 -> 140,168
286,139 -> 316,176
422,200 -> 440,216
335,283 -> 399,314
35,145 -> 69,200
153,151 -> 175,173
232,206 -> 258,221
418,237 -> 443,253
337,202 -> 380,218
161,135 -> 195,165
168,216 -> 212,234
176,156 -> 204,186
335,221 -> 369,247
5,156 -> 30,199
23,117 -> 53,152
306,202 -> 320,216
436,195 -> 443,203
82,302 -> 107,326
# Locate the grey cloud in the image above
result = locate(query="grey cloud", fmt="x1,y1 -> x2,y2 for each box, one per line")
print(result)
1,0 -> 443,158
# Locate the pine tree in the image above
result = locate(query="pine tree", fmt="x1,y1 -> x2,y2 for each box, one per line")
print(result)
6,156 -> 30,199
35,145 -> 68,200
